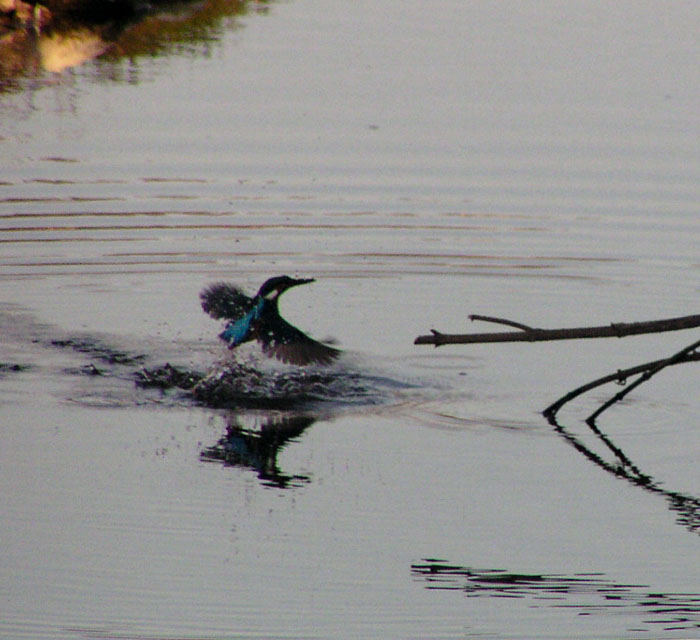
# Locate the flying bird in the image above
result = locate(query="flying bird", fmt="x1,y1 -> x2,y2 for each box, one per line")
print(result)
200,275 -> 341,366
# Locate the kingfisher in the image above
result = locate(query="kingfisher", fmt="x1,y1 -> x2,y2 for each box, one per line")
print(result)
200,275 -> 341,366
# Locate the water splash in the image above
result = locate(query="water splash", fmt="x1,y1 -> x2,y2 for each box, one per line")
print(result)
0,306 -> 447,414
136,355 -> 415,411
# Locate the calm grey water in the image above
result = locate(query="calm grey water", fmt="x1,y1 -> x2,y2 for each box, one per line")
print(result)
1,1 -> 699,638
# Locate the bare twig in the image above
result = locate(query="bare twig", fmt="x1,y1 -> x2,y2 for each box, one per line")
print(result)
468,314 -> 536,331
414,313 -> 700,346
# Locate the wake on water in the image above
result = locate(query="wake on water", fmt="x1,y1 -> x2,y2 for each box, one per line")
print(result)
0,307 -> 426,413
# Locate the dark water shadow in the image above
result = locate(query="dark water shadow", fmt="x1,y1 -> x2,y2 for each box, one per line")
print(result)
0,361 -> 32,375
547,413 -> 700,536
411,559 -> 700,634
1,0 -> 269,91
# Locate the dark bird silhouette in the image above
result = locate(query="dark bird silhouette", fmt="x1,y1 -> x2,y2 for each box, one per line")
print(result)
200,276 -> 341,366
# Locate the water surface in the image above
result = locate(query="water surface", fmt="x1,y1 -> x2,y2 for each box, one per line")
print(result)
1,1 -> 699,638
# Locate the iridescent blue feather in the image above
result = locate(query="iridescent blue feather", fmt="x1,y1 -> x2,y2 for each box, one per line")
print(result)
220,298 -> 264,348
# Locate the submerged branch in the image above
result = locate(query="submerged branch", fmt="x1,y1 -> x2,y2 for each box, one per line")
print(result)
584,338 -> 700,423
414,313 -> 700,346
543,349 -> 700,421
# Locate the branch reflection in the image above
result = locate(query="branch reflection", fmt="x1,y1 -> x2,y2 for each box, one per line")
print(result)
547,413 -> 700,535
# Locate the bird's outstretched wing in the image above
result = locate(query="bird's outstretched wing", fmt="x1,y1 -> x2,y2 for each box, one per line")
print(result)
200,282 -> 253,320
256,315 -> 341,366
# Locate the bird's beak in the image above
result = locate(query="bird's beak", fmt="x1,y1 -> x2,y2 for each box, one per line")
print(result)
290,277 -> 315,288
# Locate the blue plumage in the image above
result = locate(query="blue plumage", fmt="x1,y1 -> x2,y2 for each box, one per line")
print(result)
220,298 -> 264,347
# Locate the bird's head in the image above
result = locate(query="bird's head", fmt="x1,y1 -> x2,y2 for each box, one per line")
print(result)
257,275 -> 315,301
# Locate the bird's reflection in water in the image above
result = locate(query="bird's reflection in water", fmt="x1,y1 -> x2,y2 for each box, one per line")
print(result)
201,412 -> 317,489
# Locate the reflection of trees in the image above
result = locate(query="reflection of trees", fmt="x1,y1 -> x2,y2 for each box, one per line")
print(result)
548,413 -> 700,535
200,412 -> 316,489
411,559 -> 700,633
1,0 -> 269,90
102,0 -> 269,61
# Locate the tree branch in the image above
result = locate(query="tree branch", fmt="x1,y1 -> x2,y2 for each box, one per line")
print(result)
414,313 -> 700,346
